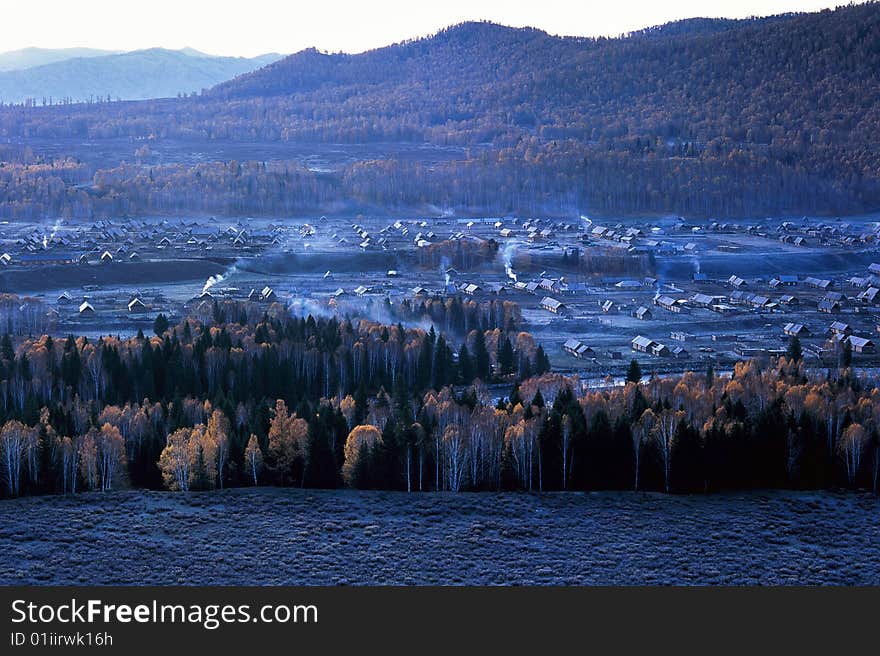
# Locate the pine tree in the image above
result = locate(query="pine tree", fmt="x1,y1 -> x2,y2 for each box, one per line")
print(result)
531,389 -> 545,408
306,416 -> 338,488
392,374 -> 409,423
626,359 -> 642,384
458,343 -> 474,383
191,443 -> 211,491
17,353 -> 31,380
1,334 -> 13,361
786,335 -> 802,362
509,383 -> 522,408
353,384 -> 368,424
473,330 -> 491,380
432,335 -> 448,390
519,353 -> 532,380
351,443 -> 372,489
418,333 -> 434,389
153,313 -> 169,336
498,336 -> 514,375
533,345 -> 550,374
670,420 -> 703,493
840,338 -> 853,369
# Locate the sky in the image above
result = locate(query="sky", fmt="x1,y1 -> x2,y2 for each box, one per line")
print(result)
0,0 -> 847,57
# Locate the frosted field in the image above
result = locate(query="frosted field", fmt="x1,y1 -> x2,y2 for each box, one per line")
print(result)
1,489 -> 878,585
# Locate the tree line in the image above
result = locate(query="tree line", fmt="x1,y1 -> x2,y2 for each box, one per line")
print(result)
340,359 -> 880,495
0,309 -> 878,496
0,140 -> 871,221
0,304 -> 551,496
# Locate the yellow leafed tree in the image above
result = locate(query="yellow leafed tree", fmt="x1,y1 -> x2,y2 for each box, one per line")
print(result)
244,434 -> 263,486
159,427 -> 194,491
158,424 -> 217,491
342,424 -> 382,487
96,423 -> 126,491
267,400 -> 309,485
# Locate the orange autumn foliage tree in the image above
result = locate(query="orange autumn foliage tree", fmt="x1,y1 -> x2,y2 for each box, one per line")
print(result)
267,400 -> 309,485
342,425 -> 382,488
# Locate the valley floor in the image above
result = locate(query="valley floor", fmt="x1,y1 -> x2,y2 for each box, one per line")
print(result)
0,488 -> 877,585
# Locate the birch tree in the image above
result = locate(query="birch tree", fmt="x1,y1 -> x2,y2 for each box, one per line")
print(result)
96,423 -> 125,491
79,428 -> 99,491
655,408 -> 683,494
244,434 -> 263,485
633,409 -> 656,492
839,423 -> 867,487
159,427 -> 193,492
0,420 -> 33,496
207,409 -> 231,488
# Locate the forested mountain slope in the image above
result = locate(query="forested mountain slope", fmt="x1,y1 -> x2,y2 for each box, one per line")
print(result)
0,3 -> 878,218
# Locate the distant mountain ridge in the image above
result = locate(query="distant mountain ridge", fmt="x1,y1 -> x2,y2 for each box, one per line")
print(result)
207,22 -> 580,99
205,16 -> 769,99
0,48 -> 282,103
0,47 -> 120,72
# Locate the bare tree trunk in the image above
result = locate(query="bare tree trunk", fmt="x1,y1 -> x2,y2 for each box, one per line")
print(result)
634,445 -> 640,492
873,444 -> 879,495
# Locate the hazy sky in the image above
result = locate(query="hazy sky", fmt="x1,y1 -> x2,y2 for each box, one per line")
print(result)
1,0 -> 845,57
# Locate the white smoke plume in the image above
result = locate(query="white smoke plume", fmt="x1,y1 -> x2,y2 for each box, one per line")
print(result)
287,297 -> 334,319
41,219 -> 63,249
440,256 -> 451,287
501,242 -> 518,282
202,264 -> 238,295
